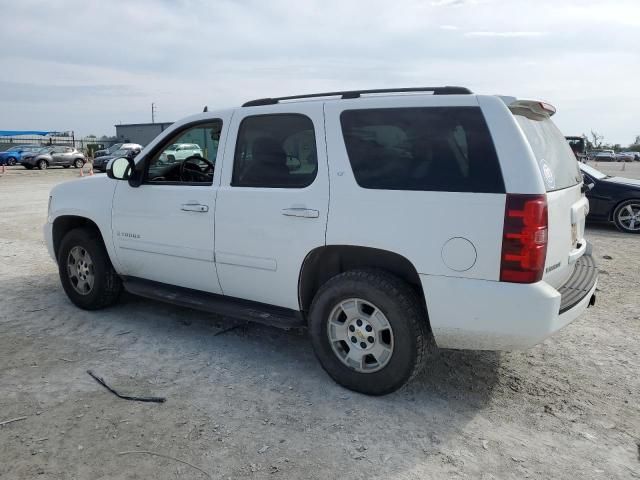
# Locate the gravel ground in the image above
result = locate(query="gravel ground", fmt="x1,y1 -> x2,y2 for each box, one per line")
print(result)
1,163 -> 639,479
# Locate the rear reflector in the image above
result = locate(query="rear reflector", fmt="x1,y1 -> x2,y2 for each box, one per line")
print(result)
500,194 -> 548,283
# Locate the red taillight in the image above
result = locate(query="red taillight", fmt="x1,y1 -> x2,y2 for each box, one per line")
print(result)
500,194 -> 548,283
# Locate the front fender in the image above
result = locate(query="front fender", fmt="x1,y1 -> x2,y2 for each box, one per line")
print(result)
48,176 -> 122,273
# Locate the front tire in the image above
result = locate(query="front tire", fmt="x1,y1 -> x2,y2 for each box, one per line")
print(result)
74,158 -> 85,168
7,157 -> 17,166
37,159 -> 48,170
57,228 -> 123,310
309,270 -> 433,395
613,200 -> 640,234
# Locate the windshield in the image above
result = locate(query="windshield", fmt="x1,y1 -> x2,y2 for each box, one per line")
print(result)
108,143 -> 123,153
112,149 -> 131,157
7,146 -> 22,151
166,144 -> 180,151
515,114 -> 581,191
580,163 -> 607,180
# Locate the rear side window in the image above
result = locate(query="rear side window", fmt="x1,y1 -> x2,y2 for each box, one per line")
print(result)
232,114 -> 318,188
514,114 -> 581,191
340,107 -> 504,193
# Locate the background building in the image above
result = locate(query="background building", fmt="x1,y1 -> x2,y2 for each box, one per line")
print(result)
115,122 -> 173,146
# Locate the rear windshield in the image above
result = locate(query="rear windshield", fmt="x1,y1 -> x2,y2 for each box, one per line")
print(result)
515,114 -> 581,191
340,107 -> 504,193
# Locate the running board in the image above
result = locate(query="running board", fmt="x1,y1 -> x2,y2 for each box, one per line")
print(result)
122,277 -> 306,329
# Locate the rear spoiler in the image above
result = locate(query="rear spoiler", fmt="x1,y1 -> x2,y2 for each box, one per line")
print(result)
498,96 -> 557,117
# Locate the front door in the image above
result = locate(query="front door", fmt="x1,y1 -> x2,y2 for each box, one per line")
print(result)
215,106 -> 329,309
111,117 -> 228,293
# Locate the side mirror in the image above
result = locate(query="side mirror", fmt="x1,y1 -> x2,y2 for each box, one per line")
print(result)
587,182 -> 595,191
107,157 -> 133,180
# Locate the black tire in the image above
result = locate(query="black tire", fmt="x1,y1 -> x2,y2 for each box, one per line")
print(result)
308,269 -> 433,395
37,159 -> 48,170
24,164 -> 33,170
74,158 -> 85,168
57,227 -> 123,310
63,165 -> 70,168
613,199 -> 640,234
7,157 -> 17,166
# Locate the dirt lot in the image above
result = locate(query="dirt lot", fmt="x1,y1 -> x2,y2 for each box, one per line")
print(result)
1,163 -> 639,479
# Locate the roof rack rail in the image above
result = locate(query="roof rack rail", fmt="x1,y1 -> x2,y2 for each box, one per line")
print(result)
242,86 -> 472,107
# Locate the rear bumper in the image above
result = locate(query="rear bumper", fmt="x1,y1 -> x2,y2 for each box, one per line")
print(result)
421,251 -> 598,350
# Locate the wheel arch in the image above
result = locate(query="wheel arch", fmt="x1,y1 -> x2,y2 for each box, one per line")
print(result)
298,245 -> 427,316
52,215 -> 105,259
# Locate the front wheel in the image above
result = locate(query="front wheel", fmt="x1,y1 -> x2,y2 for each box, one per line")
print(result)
37,159 -> 48,170
308,270 -> 433,395
613,200 -> 640,234
7,157 -> 17,166
74,158 -> 85,168
57,228 -> 123,309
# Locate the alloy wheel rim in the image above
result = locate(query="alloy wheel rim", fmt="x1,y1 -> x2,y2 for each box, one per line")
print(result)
618,203 -> 640,231
67,246 -> 95,295
327,298 -> 394,373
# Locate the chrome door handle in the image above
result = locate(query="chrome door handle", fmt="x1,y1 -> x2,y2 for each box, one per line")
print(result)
181,203 -> 209,212
281,207 -> 319,218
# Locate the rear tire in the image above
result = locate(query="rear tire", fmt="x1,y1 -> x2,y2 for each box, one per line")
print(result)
308,269 -> 433,395
613,199 -> 640,234
57,228 -> 123,310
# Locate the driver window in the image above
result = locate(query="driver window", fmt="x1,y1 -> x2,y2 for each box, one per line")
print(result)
145,120 -> 222,185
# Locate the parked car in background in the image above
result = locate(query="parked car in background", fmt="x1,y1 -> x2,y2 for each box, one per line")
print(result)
593,150 -> 616,161
21,146 -> 86,170
615,152 -> 635,162
159,143 -> 203,163
93,143 -> 142,158
627,151 -> 640,161
0,145 -> 42,165
93,146 -> 142,172
579,163 -> 640,233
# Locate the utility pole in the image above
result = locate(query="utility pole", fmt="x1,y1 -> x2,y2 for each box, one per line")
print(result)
151,103 -> 157,124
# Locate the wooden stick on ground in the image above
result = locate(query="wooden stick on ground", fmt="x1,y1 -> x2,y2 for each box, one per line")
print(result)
118,451 -> 212,479
0,416 -> 27,427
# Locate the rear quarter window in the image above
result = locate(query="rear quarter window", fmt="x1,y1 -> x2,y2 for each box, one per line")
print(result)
340,107 -> 504,193
514,113 -> 582,192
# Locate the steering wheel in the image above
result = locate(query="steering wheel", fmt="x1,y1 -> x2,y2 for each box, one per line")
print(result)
180,156 -> 214,182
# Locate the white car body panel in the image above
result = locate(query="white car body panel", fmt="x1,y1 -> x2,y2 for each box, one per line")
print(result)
110,110 -> 233,293
214,102 -> 329,309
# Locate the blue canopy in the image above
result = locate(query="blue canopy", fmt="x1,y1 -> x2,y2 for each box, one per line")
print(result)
0,130 -> 53,137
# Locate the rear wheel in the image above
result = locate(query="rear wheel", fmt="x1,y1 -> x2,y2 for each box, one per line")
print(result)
613,200 -> 640,234
57,228 -> 123,309
37,159 -> 48,170
309,270 -> 433,395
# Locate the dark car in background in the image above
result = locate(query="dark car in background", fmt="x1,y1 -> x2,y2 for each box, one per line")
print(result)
93,146 -> 141,172
580,163 -> 640,233
0,145 -> 42,165
21,146 -> 86,170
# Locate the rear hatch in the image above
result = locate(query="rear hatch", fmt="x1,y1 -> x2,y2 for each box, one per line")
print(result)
511,101 -> 587,289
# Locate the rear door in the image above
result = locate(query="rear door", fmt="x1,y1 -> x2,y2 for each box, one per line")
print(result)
513,110 -> 586,288
214,104 -> 329,310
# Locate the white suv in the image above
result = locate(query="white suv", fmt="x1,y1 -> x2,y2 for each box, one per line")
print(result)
160,143 -> 203,163
45,87 -> 597,395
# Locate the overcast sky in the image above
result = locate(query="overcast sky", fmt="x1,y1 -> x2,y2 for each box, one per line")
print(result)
1,0 -> 638,144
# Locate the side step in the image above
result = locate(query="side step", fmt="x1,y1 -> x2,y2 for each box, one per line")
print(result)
122,277 -> 306,329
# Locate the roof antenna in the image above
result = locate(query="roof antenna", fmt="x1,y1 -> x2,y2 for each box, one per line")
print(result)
203,105 -> 208,112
